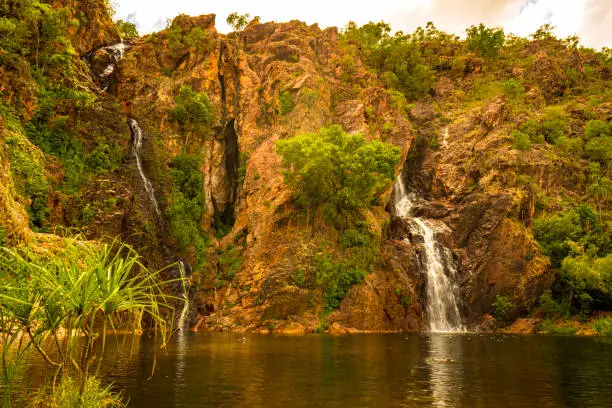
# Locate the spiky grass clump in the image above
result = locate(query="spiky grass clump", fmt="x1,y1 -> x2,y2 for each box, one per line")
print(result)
30,376 -> 126,408
0,236 -> 176,407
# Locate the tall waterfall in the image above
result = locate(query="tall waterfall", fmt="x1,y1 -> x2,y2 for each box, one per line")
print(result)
394,175 -> 464,332
127,119 -> 161,217
177,261 -> 190,331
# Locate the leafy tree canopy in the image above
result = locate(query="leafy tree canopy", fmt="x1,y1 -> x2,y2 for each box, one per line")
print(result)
276,125 -> 401,212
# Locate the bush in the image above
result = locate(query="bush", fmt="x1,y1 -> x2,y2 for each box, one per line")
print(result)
541,120 -> 565,144
465,24 -> 505,58
555,136 -> 584,157
584,120 -> 610,140
168,85 -> 214,135
502,79 -> 525,101
314,249 -> 367,313
279,90 -> 295,116
85,142 -> 122,172
340,229 -> 372,248
275,125 -> 400,214
593,317 -> 612,336
34,376 -> 125,408
491,295 -> 514,326
218,246 -> 242,282
539,290 -> 563,318
585,136 -> 611,163
115,19 -> 138,38
6,136 -> 50,231
512,130 -> 531,150
520,119 -> 545,143
167,153 -> 208,264
533,205 -> 609,267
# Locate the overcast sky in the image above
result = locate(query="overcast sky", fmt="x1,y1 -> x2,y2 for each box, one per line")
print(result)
114,0 -> 612,48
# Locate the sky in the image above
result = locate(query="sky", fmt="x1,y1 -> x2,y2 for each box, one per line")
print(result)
114,0 -> 612,48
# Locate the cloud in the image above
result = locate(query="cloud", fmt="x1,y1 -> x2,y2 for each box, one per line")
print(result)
114,0 -> 611,48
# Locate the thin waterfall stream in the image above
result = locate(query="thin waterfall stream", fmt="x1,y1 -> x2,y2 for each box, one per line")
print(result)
177,261 -> 190,331
127,119 -> 161,217
394,174 -> 464,332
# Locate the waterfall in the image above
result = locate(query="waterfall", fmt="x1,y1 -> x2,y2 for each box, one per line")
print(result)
98,41 -> 127,79
127,119 -> 161,217
394,174 -> 464,332
177,261 -> 190,331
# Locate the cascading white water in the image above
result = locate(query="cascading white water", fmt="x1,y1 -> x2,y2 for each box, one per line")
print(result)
98,41 -> 127,78
177,261 -> 190,331
127,119 -> 161,217
394,174 -> 464,332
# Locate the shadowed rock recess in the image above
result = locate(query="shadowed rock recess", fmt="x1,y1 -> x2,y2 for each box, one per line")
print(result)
1,3 -> 610,334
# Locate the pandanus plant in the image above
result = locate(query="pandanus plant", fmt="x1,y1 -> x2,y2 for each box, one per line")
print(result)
0,237 -> 179,407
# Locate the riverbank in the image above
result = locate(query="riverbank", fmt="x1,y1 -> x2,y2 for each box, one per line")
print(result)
505,312 -> 612,336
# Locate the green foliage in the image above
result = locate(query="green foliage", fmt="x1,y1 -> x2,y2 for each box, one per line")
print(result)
389,90 -> 408,111
0,238 -> 171,407
541,119 -> 566,145
0,104 -> 23,133
584,120 -> 611,140
340,229 -> 372,248
237,151 -> 250,185
226,12 -> 250,32
534,204 -> 611,316
491,295 -> 514,326
218,246 -> 242,282
540,319 -> 578,335
279,90 -> 295,116
25,77 -> 99,191
341,21 -> 440,100
168,85 -> 214,135
539,290 -> 563,318
314,249 -> 367,313
292,269 -> 305,288
502,79 -> 525,101
465,24 -> 505,58
114,19 -> 138,38
85,142 -> 122,173
35,376 -> 126,408
167,20 -> 212,59
167,153 -> 208,265
512,130 -> 532,151
276,125 -> 400,214
6,136 -> 50,231
532,24 -> 556,41
585,136 -> 611,163
593,317 -> 612,337
533,205 -> 609,267
559,254 -> 612,315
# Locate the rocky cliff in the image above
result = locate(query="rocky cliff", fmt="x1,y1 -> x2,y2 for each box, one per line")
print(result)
1,5 -> 609,333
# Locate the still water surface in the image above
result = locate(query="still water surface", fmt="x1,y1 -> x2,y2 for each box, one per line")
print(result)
10,333 -> 612,407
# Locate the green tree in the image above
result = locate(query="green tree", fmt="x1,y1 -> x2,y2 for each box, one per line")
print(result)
465,23 -> 505,58
276,125 -> 401,214
168,85 -> 214,141
491,295 -> 514,326
114,19 -> 138,38
226,12 -> 250,32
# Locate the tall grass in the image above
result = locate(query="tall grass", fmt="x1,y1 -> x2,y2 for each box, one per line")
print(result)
0,237 -> 177,407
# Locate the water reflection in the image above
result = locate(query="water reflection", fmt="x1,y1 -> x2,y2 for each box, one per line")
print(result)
426,334 -> 462,407
5,333 -> 612,408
